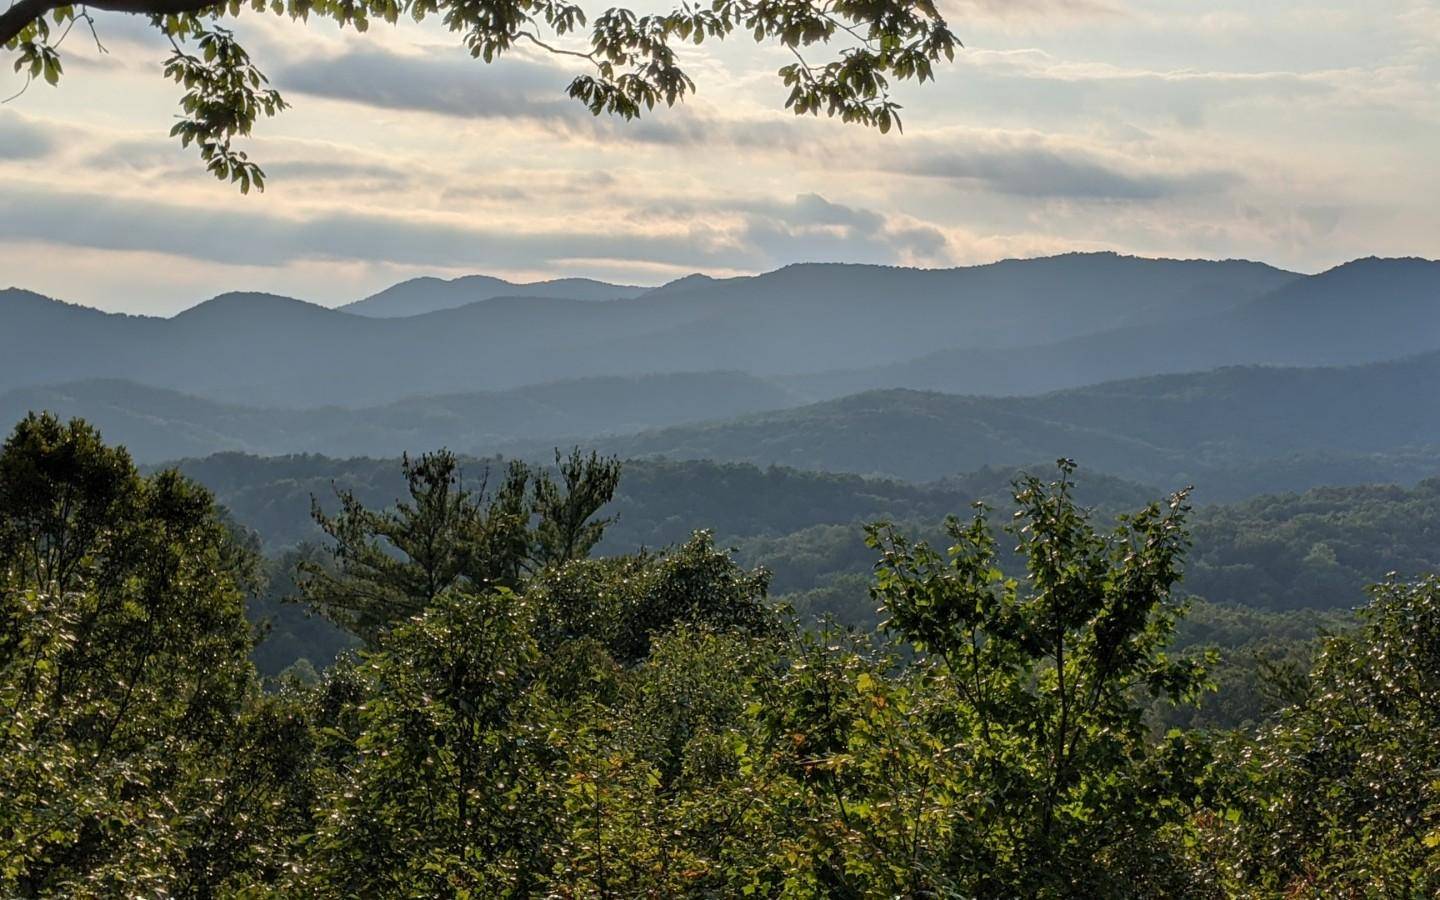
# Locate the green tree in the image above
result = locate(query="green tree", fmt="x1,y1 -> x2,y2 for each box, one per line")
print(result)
301,447 -> 619,643
529,529 -> 775,664
303,589 -> 552,895
299,532 -> 776,894
1200,575 -> 1440,895
858,460 -> 1211,895
1,0 -> 955,192
0,414 -> 270,895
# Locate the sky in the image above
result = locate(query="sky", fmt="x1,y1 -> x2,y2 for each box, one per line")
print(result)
0,0 -> 1436,315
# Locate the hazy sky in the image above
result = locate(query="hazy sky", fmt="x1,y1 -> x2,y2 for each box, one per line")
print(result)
1,0 -> 1436,314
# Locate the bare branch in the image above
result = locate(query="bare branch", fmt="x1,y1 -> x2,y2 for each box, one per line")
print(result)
1,72 -> 32,103
517,30 -> 596,63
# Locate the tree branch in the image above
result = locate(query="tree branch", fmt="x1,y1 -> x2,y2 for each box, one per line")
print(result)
1,0 -> 52,47
2,0 -> 217,46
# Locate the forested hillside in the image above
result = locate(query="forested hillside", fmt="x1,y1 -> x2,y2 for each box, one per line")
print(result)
0,373 -> 801,460
8,416 -> 1437,896
13,350 -> 1440,496
576,353 -> 1440,493
165,452 -> 1440,623
171,454 -> 1156,552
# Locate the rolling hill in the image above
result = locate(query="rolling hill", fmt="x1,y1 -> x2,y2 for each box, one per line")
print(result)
0,372 -> 801,461
168,451 -> 1440,617
566,351 -> 1440,497
10,349 -> 1438,502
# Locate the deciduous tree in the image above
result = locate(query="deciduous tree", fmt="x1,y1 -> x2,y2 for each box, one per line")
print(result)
1,0 -> 956,191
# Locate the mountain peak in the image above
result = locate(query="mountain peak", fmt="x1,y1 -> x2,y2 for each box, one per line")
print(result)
342,274 -> 646,318
1318,256 -> 1440,277
0,287 -> 128,320
1,287 -> 62,308
173,292 -> 335,321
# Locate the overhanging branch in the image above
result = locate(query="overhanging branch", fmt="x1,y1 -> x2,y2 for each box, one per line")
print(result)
2,0 -> 217,47
1,0 -> 53,47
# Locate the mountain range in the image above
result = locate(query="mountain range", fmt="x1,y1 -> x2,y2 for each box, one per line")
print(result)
4,251 -> 1437,500
0,372 -> 799,461
548,351 -> 1440,499
341,274 -> 648,317
2,252 -> 1311,407
9,350 -> 1438,502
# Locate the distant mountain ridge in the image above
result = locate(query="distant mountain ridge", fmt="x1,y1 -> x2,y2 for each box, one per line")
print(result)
788,256 -> 1440,398
562,350 -> 1440,498
8,349 -> 1440,502
0,372 -> 801,461
1,253 -> 1313,406
342,274 -> 650,317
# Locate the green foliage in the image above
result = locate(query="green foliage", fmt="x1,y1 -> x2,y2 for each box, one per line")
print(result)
2,0 -> 955,190
295,530 -> 776,894
1198,576 -> 1440,895
301,446 -> 619,643
861,460 -> 1211,894
530,531 -> 775,664
304,589 -> 551,895
163,22 -> 287,194
1185,480 -> 1440,610
0,414 -> 284,895
7,418 -> 1440,895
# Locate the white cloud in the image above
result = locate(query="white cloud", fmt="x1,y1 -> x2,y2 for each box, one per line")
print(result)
0,0 -> 1434,308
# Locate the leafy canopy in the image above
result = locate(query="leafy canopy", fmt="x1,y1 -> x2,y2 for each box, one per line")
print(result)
9,418 -> 1440,896
0,414 -> 269,895
301,446 -> 621,643
1,0 -> 957,192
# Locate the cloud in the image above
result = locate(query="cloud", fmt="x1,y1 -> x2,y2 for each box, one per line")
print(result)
0,185 -> 756,271
947,47 -> 1434,130
0,112 -> 56,160
82,134 -> 419,194
262,158 -> 414,189
271,44 -> 821,150
277,47 -> 580,123
891,135 -> 1241,200
735,194 -> 952,266
0,184 -> 956,276
946,0 -> 1125,25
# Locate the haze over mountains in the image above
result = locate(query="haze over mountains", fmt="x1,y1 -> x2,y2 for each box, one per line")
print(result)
2,252 -> 1308,408
0,373 -> 801,461
341,274 -> 648,317
569,353 -> 1440,500
4,251 -> 1438,499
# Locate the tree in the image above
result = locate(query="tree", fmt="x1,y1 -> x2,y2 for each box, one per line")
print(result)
857,460 -> 1211,895
1200,575 -> 1440,895
0,0 -> 957,193
303,589 -> 552,895
0,414 -> 269,895
300,447 -> 620,643
529,530 -> 775,664
298,529 -> 776,893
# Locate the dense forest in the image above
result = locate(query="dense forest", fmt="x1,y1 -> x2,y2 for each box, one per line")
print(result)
5,413 -> 1438,896
5,0 -> 1435,884
154,452 -> 1440,672
5,237 -> 1439,900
